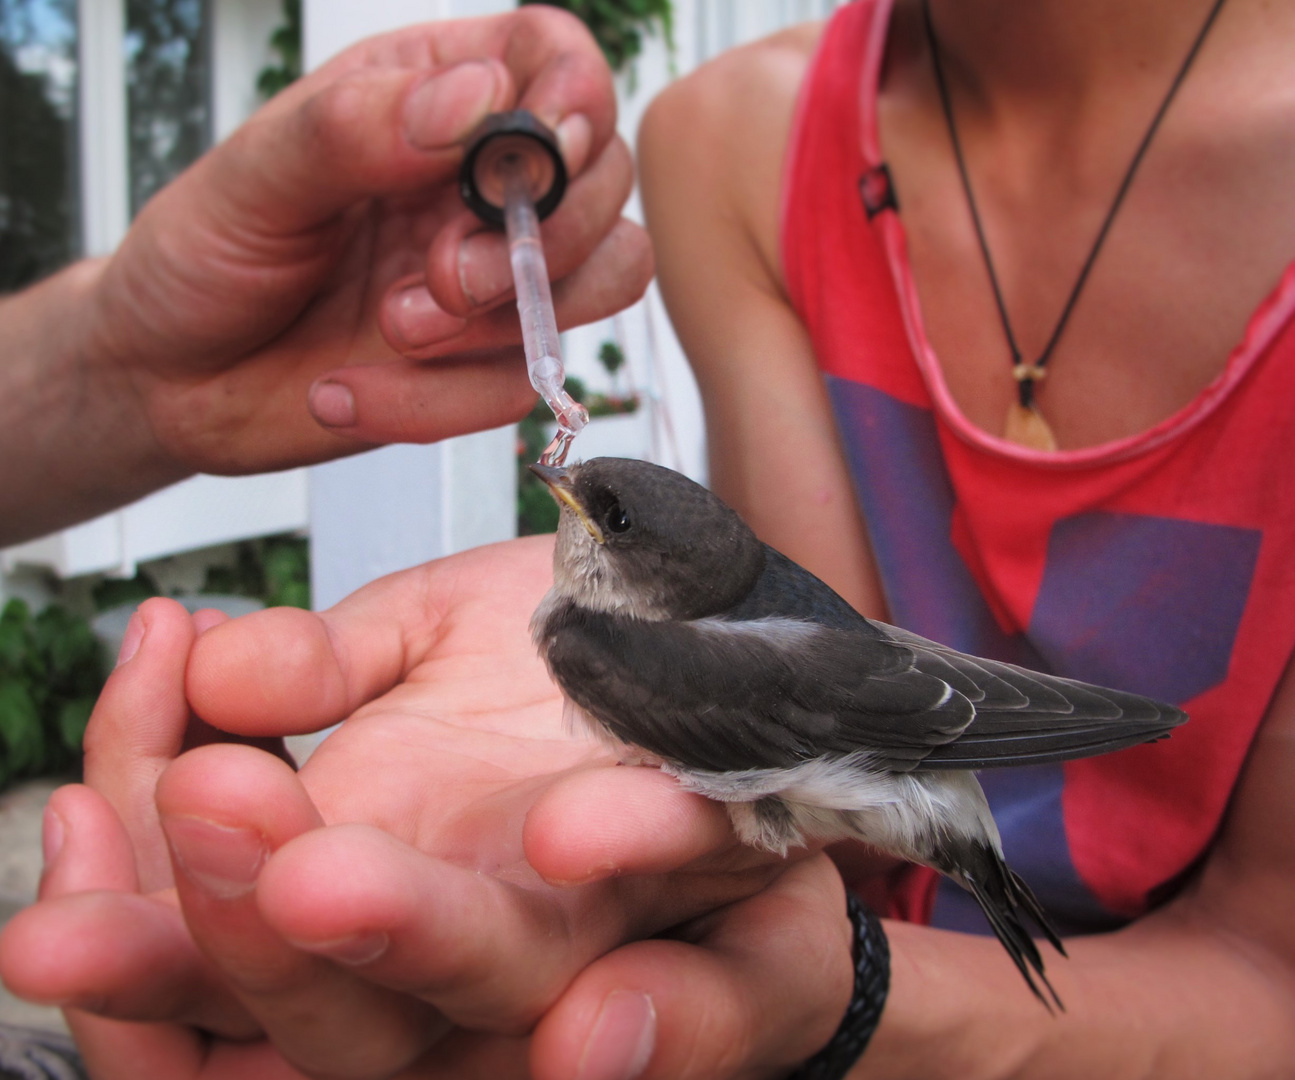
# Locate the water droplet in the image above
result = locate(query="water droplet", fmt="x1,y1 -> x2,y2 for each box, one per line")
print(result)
540,425 -> 578,466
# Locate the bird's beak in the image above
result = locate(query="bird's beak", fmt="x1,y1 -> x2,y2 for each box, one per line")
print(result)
528,464 -> 606,544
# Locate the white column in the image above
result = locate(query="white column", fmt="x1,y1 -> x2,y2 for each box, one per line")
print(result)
78,0 -> 129,256
211,0 -> 284,142
304,0 -> 517,612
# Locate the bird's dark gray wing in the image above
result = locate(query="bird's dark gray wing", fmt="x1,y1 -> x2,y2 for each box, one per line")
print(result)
538,598 -> 1185,774
538,599 -> 977,773
874,625 -> 1188,770
723,546 -> 1187,768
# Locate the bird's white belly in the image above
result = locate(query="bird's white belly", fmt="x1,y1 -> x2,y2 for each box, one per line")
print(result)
666,756 -> 1001,865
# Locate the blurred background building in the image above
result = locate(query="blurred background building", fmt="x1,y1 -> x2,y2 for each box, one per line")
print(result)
0,0 -> 843,1025
1,0 -> 841,613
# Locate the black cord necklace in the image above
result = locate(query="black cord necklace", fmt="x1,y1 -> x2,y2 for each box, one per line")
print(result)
922,0 -> 1228,450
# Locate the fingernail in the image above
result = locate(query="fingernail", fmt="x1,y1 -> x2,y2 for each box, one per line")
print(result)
161,816 -> 268,900
555,113 -> 593,175
388,285 -> 468,349
290,931 -> 390,966
404,60 -> 500,151
457,231 -> 512,308
309,380 -> 357,428
577,991 -> 656,1080
540,861 -> 620,888
41,806 -> 65,869
116,611 -> 144,667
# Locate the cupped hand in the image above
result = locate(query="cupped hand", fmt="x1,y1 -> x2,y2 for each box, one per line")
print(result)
1,538 -> 853,1079
87,6 -> 652,478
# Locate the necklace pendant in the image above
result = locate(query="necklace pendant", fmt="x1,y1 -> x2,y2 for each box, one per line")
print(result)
1005,401 -> 1058,452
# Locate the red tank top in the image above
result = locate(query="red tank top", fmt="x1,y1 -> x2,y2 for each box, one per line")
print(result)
782,0 -> 1295,933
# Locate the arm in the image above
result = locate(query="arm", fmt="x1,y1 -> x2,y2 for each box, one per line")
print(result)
853,659 -> 1295,1080
637,27 -> 887,621
0,7 -> 653,545
625,34 -> 1295,1079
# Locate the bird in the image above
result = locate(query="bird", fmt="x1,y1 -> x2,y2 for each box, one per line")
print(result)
528,456 -> 1188,1007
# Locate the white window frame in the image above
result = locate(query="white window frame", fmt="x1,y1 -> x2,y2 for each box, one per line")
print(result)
2,0 -> 310,582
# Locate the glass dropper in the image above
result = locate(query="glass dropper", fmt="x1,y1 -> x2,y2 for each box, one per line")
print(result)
501,162 -> 588,466
459,112 -> 587,466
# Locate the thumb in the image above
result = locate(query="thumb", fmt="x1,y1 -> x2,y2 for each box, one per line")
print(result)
530,856 -> 855,1080
203,59 -> 513,236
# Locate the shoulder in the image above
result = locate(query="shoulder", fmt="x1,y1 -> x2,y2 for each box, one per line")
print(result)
638,23 -> 825,278
641,21 -> 822,139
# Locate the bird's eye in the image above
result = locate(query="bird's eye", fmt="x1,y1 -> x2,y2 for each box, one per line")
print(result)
604,502 -> 631,534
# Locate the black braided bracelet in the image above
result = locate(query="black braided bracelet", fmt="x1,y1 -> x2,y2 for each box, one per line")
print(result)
786,892 -> 890,1080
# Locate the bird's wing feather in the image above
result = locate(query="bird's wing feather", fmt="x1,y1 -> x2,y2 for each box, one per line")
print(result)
539,601 -> 970,772
539,599 -> 1186,773
707,547 -> 1187,769
878,626 -> 1188,770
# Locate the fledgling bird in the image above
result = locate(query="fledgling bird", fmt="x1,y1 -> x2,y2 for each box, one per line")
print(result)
529,457 -> 1188,1006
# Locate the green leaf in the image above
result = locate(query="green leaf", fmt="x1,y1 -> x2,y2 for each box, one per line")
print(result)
518,480 -> 561,536
0,599 -> 30,669
597,340 -> 626,375
257,0 -> 302,99
92,571 -> 160,613
33,606 -> 103,698
0,679 -> 44,776
268,581 -> 311,610
56,697 -> 94,754
521,0 -> 674,72
263,540 -> 307,591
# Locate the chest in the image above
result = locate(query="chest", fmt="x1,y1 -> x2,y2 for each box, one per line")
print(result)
873,21 -> 1295,449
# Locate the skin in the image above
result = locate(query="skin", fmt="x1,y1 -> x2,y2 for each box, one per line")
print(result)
5,1 -> 1295,1077
0,542 -> 851,1080
635,0 -> 1295,1074
0,7 -> 653,545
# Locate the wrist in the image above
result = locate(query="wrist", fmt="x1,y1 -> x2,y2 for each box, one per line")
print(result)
0,258 -> 191,544
859,919 -> 1052,1080
787,892 -> 891,1080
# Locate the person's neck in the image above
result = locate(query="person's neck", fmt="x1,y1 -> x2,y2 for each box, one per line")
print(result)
923,0 -> 1222,121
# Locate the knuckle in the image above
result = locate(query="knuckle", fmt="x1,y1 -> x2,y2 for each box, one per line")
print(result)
298,74 -> 371,159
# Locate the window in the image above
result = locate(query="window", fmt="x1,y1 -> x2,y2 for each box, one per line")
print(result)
124,0 -> 210,216
0,0 -> 80,291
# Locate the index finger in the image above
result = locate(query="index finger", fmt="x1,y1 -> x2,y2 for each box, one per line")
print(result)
524,766 -> 760,884
216,7 -> 616,236
186,535 -> 557,737
315,7 -> 617,165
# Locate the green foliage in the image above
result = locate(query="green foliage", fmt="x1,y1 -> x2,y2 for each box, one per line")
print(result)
92,568 -> 160,613
203,534 -> 310,610
522,0 -> 674,73
256,0 -> 301,99
597,340 -> 626,378
90,536 -> 310,613
0,599 -> 105,792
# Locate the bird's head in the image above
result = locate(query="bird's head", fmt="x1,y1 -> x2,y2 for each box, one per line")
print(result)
530,457 -> 765,620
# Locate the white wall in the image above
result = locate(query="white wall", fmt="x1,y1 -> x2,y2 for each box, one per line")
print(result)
0,0 -> 843,610
2,0 -> 309,601
303,0 -> 516,612
561,0 -> 846,484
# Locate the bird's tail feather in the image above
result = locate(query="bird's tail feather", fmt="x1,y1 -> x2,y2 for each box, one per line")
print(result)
959,843 -> 1066,1012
